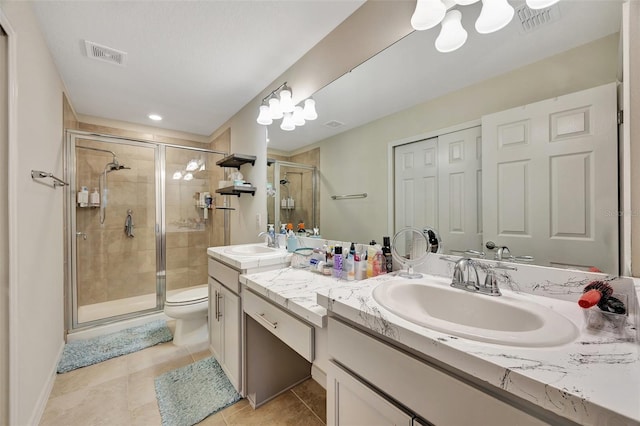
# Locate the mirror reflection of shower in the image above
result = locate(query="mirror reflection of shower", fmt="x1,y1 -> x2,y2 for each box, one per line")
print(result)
76,145 -> 130,224
271,161 -> 318,233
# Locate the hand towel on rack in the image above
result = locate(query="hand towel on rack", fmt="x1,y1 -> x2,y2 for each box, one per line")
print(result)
124,213 -> 135,238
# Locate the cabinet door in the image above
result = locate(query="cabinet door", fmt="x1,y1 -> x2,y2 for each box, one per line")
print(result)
219,284 -> 241,392
208,278 -> 223,360
327,361 -> 413,426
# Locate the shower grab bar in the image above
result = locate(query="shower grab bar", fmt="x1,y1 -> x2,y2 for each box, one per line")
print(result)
31,170 -> 69,188
331,193 -> 367,200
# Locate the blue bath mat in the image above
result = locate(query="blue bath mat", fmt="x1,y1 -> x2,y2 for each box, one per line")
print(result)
57,320 -> 173,373
154,356 -> 241,426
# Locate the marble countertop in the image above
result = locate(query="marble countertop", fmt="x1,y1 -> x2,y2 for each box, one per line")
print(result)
240,267 -> 335,327
315,273 -> 640,426
206,243 -> 291,271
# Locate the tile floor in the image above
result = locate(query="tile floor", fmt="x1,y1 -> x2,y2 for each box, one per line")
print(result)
40,339 -> 326,425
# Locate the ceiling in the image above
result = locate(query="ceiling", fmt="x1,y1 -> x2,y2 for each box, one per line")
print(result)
31,1 -> 622,150
31,0 -> 365,137
267,0 -> 622,152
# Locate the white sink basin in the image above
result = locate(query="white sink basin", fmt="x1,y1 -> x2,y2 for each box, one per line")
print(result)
372,279 -> 578,347
224,244 -> 280,256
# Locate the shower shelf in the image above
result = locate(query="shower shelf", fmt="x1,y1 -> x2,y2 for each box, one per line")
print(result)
216,154 -> 256,169
216,185 -> 256,197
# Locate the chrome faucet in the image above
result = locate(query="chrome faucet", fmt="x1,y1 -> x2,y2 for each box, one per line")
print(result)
495,246 -> 512,261
258,231 -> 278,248
450,257 -> 511,296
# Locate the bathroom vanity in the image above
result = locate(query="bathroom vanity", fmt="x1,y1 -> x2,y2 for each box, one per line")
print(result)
206,244 -> 291,394
315,258 -> 640,426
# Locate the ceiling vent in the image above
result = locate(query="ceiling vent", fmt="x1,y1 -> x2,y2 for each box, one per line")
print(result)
84,40 -> 127,66
514,3 -> 561,34
323,120 -> 344,128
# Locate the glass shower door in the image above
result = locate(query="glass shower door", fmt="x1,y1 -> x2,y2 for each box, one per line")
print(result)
71,135 -> 160,326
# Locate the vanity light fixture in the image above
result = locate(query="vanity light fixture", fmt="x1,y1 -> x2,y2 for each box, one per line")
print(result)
411,0 -> 557,53
256,82 -> 318,131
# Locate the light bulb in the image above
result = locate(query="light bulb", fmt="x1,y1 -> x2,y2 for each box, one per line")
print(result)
303,98 -> 318,120
183,173 -> 193,181
172,171 -> 182,180
292,106 -> 305,126
268,97 -> 283,119
256,104 -> 272,125
435,10 -> 467,53
411,0 -> 447,30
280,112 -> 295,131
185,160 -> 199,171
454,0 -> 479,4
525,0 -> 559,9
279,86 -> 295,113
475,0 -> 514,34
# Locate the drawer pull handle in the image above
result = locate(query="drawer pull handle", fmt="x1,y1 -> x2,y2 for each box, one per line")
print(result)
257,313 -> 278,329
216,292 -> 223,321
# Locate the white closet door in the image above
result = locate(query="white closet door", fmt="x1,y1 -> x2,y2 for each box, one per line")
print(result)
437,126 -> 483,254
394,138 -> 438,232
482,83 -> 618,272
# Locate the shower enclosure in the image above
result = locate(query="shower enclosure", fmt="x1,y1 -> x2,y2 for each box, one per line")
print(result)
65,131 -> 229,331
267,161 -> 318,232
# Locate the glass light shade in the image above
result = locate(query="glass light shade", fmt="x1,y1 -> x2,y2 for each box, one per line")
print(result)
435,10 -> 467,53
279,87 -> 295,113
172,171 -> 182,180
303,98 -> 318,120
256,104 -> 273,125
411,0 -> 446,30
525,0 -> 559,9
475,0 -> 515,34
268,97 -> 283,119
280,112 -> 295,131
292,106 -> 305,126
185,159 -> 199,171
183,173 -> 193,181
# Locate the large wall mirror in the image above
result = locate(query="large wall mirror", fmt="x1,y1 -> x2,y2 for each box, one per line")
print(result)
266,1 -> 623,274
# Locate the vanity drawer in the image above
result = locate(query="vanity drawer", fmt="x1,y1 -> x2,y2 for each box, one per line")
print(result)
208,257 -> 241,293
244,290 -> 314,362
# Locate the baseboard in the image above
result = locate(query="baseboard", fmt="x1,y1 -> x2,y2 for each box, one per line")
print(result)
311,364 -> 326,389
29,339 -> 65,425
67,312 -> 169,341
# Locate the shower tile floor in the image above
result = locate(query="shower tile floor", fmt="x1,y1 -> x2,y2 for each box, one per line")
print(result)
40,322 -> 326,426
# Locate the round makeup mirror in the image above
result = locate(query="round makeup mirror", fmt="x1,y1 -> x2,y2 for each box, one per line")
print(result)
392,227 -> 431,279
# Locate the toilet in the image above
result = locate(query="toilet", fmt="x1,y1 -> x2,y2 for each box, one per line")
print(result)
164,286 -> 209,346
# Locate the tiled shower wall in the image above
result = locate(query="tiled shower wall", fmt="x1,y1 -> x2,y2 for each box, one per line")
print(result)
74,129 -> 229,306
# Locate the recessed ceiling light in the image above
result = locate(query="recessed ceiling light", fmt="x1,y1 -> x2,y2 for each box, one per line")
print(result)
148,114 -> 162,121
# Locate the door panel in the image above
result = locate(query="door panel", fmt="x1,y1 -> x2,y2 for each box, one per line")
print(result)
482,83 -> 618,272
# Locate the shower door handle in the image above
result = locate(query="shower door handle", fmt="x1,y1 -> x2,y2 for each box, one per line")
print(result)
76,231 -> 87,240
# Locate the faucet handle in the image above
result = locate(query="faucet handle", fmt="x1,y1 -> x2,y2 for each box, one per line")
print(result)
483,271 -> 502,296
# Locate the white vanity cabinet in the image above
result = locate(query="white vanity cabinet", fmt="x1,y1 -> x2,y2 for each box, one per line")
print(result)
208,258 -> 242,393
327,317 -> 548,426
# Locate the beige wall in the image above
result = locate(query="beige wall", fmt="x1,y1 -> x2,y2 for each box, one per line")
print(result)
629,2 -> 640,277
0,19 -> 9,426
0,1 -> 66,424
319,34 -> 620,244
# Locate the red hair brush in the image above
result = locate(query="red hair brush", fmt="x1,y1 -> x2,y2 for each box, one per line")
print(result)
578,280 -> 613,309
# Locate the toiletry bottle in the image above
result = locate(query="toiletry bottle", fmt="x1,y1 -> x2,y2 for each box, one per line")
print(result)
333,245 -> 343,279
366,245 -> 377,278
373,249 -> 385,276
268,224 -> 275,244
280,224 -> 287,234
349,242 -> 356,258
287,230 -> 298,253
89,188 -> 100,206
345,252 -> 355,281
382,236 -> 393,273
